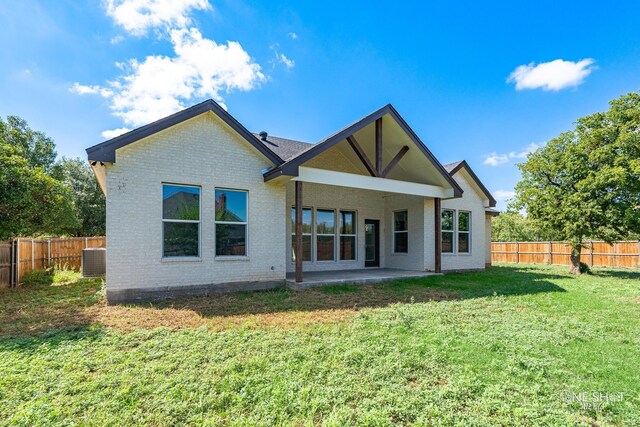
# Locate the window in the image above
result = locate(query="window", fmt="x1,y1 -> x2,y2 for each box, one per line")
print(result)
339,210 -> 356,260
291,207 -> 312,262
393,210 -> 408,253
215,189 -> 248,256
316,209 -> 335,261
162,184 -> 200,257
458,211 -> 471,253
441,209 -> 455,254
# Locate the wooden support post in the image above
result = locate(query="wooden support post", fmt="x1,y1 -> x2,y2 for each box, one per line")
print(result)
16,239 -> 20,285
434,198 -> 442,273
47,239 -> 51,268
590,240 -> 594,267
516,242 -> 520,264
548,241 -> 552,264
31,239 -> 35,271
295,181 -> 303,283
375,117 -> 382,176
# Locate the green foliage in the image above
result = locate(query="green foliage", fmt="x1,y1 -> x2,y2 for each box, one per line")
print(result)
491,211 -> 554,242
0,143 -> 79,239
0,115 -> 105,238
52,157 -> 106,235
0,265 -> 639,425
21,267 -> 82,286
0,116 -> 57,173
512,92 -> 640,270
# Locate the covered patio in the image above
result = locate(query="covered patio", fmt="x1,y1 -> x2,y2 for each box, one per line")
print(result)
285,268 -> 439,290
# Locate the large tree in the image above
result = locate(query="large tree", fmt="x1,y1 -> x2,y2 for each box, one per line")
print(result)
0,144 -> 79,239
512,92 -> 640,274
0,116 -> 57,173
491,211 -> 553,242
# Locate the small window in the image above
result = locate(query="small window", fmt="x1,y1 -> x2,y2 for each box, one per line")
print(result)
316,209 -> 335,261
291,207 -> 312,262
441,209 -> 455,254
393,210 -> 408,253
162,184 -> 200,257
339,210 -> 356,260
215,189 -> 248,256
458,211 -> 471,253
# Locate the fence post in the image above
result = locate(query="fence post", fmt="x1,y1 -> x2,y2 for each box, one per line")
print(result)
16,239 -> 20,285
590,241 -> 594,267
47,239 -> 51,268
85,237 -> 88,249
516,242 -> 520,264
548,241 -> 552,264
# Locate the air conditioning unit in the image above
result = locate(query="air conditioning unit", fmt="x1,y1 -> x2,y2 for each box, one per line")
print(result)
82,248 -> 106,277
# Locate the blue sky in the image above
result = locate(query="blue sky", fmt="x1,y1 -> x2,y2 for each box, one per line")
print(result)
2,1 -> 640,209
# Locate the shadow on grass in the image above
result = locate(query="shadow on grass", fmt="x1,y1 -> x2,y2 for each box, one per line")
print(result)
1,265 -> 571,337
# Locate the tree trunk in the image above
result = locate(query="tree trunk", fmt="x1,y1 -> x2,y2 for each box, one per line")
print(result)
569,244 -> 582,275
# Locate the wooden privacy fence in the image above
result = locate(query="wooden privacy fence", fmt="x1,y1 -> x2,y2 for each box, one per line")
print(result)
0,237 -> 105,288
492,241 -> 640,269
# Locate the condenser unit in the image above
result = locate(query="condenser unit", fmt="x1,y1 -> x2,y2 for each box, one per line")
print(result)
82,248 -> 106,277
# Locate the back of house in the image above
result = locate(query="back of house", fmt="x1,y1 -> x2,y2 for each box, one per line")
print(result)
87,100 -> 497,303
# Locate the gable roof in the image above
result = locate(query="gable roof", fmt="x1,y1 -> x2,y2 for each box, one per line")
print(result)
254,134 -> 312,161
263,104 -> 464,197
86,99 -> 283,165
443,160 -> 496,207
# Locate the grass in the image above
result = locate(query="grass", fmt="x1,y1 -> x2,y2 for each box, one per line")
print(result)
0,264 -> 639,426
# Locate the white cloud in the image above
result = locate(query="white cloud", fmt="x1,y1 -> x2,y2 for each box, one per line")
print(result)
104,0 -> 211,36
72,27 -> 265,127
483,152 -> 509,166
507,58 -> 596,91
493,190 -> 516,201
508,142 -> 540,159
110,34 -> 125,44
288,32 -> 298,40
483,143 -> 542,167
278,53 -> 295,69
101,128 -> 131,139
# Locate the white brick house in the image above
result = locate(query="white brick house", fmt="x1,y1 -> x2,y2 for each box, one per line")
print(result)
87,100 -> 498,303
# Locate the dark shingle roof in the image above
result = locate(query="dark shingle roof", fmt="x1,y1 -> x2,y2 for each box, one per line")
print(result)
443,161 -> 464,173
253,134 -> 313,161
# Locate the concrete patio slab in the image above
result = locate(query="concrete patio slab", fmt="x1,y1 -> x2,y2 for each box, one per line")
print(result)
285,268 -> 439,290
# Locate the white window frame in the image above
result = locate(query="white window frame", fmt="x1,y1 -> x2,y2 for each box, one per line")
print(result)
214,188 -> 248,258
291,206 -> 313,263
161,183 -> 201,259
457,210 -> 471,254
392,209 -> 409,254
338,210 -> 357,261
441,208 -> 455,255
315,208 -> 336,262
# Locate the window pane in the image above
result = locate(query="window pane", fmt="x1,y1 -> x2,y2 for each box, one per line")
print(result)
394,210 -> 408,232
291,235 -> 312,262
441,209 -> 454,231
317,236 -> 335,260
340,211 -> 355,234
216,224 -> 246,256
394,232 -> 408,253
340,236 -> 356,260
215,189 -> 247,222
291,208 -> 312,234
458,211 -> 470,232
442,231 -> 453,253
163,185 -> 200,220
458,233 -> 470,253
316,210 -> 335,234
163,222 -> 199,257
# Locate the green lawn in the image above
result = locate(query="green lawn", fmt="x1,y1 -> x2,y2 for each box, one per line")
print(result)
1,264 -> 639,426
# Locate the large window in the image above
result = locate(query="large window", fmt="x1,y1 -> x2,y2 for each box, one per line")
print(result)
458,211 -> 471,253
291,207 -> 312,262
339,210 -> 356,260
316,209 -> 335,261
441,209 -> 454,253
215,189 -> 248,256
162,184 -> 200,257
393,210 -> 408,253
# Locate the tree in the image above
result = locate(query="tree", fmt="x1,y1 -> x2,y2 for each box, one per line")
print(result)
52,158 -> 106,235
491,211 -> 552,242
0,144 -> 79,239
0,116 -> 57,173
512,92 -> 640,274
